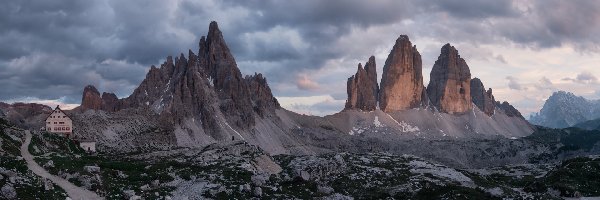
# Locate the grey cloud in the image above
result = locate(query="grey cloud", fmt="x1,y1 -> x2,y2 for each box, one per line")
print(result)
563,71 -> 598,84
3,0 -> 600,106
506,76 -> 526,90
534,77 -> 555,91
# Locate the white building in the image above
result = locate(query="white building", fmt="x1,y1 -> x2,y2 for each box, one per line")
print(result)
79,140 -> 97,153
45,106 -> 73,136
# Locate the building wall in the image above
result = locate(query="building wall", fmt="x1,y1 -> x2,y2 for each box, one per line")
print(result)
45,110 -> 73,135
79,142 -> 96,152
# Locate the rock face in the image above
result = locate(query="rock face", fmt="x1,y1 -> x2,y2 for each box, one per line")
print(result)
379,35 -> 425,112
470,78 -> 495,116
80,85 -> 122,112
345,56 -> 378,111
80,85 -> 103,111
245,73 -> 280,117
427,44 -> 472,114
76,21 -> 281,142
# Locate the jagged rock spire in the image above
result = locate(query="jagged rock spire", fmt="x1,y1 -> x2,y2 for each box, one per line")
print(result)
470,78 -> 495,116
345,56 -> 378,111
427,44 -> 472,114
379,35 -> 425,112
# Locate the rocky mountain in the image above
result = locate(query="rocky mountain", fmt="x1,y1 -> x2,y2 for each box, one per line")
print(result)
427,44 -> 472,114
74,22 -> 314,154
529,91 -> 600,128
0,102 -> 52,128
379,35 -> 426,112
68,24 -> 534,158
470,78 -> 496,116
345,56 -> 378,111
339,36 -> 532,139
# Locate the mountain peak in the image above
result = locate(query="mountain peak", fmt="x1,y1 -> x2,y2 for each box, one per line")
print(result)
427,43 -> 472,114
380,35 -> 425,112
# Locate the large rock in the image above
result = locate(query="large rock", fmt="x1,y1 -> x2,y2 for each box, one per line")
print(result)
345,56 -> 378,111
470,78 -> 495,116
80,85 -> 103,110
427,44 -> 472,114
379,35 -> 425,112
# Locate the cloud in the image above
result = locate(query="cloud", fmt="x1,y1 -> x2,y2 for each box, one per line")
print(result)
296,74 -> 321,91
276,95 -> 345,116
3,0 -> 600,116
506,76 -> 527,90
562,71 -> 598,84
534,76 -> 555,90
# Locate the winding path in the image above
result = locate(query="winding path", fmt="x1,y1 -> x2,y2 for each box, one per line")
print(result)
20,131 -> 104,200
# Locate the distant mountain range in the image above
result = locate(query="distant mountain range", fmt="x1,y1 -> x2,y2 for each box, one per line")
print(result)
530,91 -> 600,129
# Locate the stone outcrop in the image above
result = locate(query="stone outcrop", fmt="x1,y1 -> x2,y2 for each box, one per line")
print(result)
427,44 -> 472,114
379,35 -> 425,112
80,85 -> 122,112
470,78 -> 495,116
345,56 -> 378,111
80,85 -> 103,111
101,92 -> 120,112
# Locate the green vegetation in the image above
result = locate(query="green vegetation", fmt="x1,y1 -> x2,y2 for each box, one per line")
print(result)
526,157 -> 600,197
1,118 -> 67,199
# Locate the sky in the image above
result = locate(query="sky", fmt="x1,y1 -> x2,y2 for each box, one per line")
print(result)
2,0 -> 600,117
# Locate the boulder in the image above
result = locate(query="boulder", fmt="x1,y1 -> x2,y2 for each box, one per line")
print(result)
43,160 -> 54,168
83,166 -> 100,173
470,78 -> 495,116
253,187 -> 263,197
427,44 -> 472,114
345,56 -> 378,111
1,184 -> 16,199
380,35 -> 425,112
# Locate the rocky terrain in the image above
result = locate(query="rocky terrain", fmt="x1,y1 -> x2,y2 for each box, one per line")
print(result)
0,102 -> 52,129
0,118 -> 68,199
2,21 -> 600,199
23,127 -> 600,199
530,91 -> 600,128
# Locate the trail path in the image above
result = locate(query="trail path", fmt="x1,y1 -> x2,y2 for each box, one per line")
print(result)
20,131 -> 104,200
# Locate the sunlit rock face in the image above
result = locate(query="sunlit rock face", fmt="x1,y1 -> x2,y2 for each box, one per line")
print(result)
379,35 -> 425,112
427,44 -> 472,114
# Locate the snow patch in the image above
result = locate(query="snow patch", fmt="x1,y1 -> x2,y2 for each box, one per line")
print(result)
385,113 -> 420,132
224,121 -> 245,140
373,116 -> 383,127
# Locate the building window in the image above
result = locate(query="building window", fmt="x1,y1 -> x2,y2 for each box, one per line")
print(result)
47,122 -> 50,124
66,127 -> 70,131
59,122 -> 65,124
54,122 -> 57,124
63,116 -> 67,118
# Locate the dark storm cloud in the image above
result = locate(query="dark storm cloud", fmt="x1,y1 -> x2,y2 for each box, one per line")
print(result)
2,0 -> 600,104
